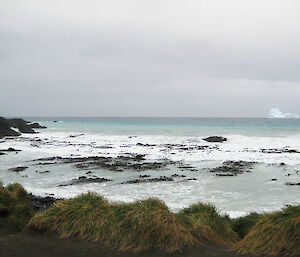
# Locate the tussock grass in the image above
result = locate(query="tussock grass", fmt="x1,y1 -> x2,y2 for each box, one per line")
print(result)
0,183 -> 33,229
28,193 -> 196,252
28,193 -> 238,252
233,205 -> 300,256
176,203 -> 238,245
231,212 -> 265,239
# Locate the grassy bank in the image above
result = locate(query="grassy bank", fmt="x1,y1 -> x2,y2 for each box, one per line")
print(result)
232,205 -> 300,257
1,183 -> 299,256
0,183 -> 33,229
27,193 -> 237,252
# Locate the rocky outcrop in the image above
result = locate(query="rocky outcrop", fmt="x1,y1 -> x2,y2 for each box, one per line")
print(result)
33,154 -> 175,172
59,176 -> 112,186
203,136 -> 227,143
0,117 -> 20,138
8,166 -> 28,172
29,194 -> 59,212
28,123 -> 47,129
210,161 -> 255,176
0,117 -> 46,138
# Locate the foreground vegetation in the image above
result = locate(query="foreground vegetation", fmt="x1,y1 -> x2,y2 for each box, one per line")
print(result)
1,183 -> 300,256
27,193 -> 237,252
233,205 -> 300,257
0,183 -> 33,228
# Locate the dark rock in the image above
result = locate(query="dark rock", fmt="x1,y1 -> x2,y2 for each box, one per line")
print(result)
85,171 -> 92,175
280,163 -> 286,166
286,182 -> 300,186
210,161 -> 255,176
36,170 -> 50,174
36,161 -> 57,165
29,194 -> 59,212
69,134 -> 84,138
7,118 -> 36,134
216,173 -> 237,177
136,143 -> 156,147
8,166 -> 28,172
59,176 -> 112,186
1,148 -> 21,152
178,178 -> 197,182
139,174 -> 150,178
0,152 -> 5,155
203,136 -> 227,143
271,179 -> 277,181
261,148 -> 299,154
0,117 -> 46,138
171,174 -> 186,178
0,117 -> 20,138
32,155 -> 176,173
121,176 -> 174,184
28,123 -> 47,129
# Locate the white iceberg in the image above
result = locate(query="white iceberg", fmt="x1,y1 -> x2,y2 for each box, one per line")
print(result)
268,108 -> 299,119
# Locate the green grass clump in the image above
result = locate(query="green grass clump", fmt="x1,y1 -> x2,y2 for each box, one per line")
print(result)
0,183 -> 33,229
27,193 -> 197,252
28,194 -> 240,252
231,212 -> 265,239
176,203 -> 238,245
233,205 -> 300,256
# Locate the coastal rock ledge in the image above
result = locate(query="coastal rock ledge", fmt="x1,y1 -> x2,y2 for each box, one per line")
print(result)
0,117 -> 46,139
203,136 -> 227,143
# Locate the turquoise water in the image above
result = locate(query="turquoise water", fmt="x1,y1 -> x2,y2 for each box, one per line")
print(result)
27,117 -> 300,137
1,117 -> 299,217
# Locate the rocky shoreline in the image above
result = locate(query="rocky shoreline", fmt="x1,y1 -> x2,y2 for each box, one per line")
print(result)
0,116 -> 46,139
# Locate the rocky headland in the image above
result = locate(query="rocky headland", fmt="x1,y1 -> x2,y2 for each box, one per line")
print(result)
0,116 -> 46,139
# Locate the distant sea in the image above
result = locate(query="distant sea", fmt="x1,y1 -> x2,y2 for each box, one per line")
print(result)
1,117 -> 300,217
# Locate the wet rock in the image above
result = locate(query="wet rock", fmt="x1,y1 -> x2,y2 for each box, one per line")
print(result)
216,173 -> 237,177
122,176 -> 174,184
85,171 -> 92,175
34,155 -> 174,172
0,147 -> 21,152
261,148 -> 299,154
0,117 -> 20,138
36,170 -> 50,174
286,182 -> 300,186
29,194 -> 59,212
0,152 -> 5,155
171,174 -> 186,178
203,136 -> 227,143
8,166 -> 28,172
7,118 -> 36,134
139,174 -> 150,178
271,179 -> 277,181
0,117 -> 46,138
177,178 -> 197,182
136,143 -> 156,147
28,123 -> 47,129
59,176 -> 112,186
36,161 -> 57,165
69,134 -> 84,138
210,161 -> 255,176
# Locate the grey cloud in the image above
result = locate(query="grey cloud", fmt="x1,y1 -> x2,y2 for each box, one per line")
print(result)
0,0 -> 299,117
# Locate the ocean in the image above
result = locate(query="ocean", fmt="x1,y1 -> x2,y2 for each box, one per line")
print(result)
1,117 -> 300,218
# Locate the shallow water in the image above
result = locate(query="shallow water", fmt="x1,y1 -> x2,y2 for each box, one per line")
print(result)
1,117 -> 300,217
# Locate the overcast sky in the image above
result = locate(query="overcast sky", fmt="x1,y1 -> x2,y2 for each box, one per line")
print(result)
1,0 -> 300,117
